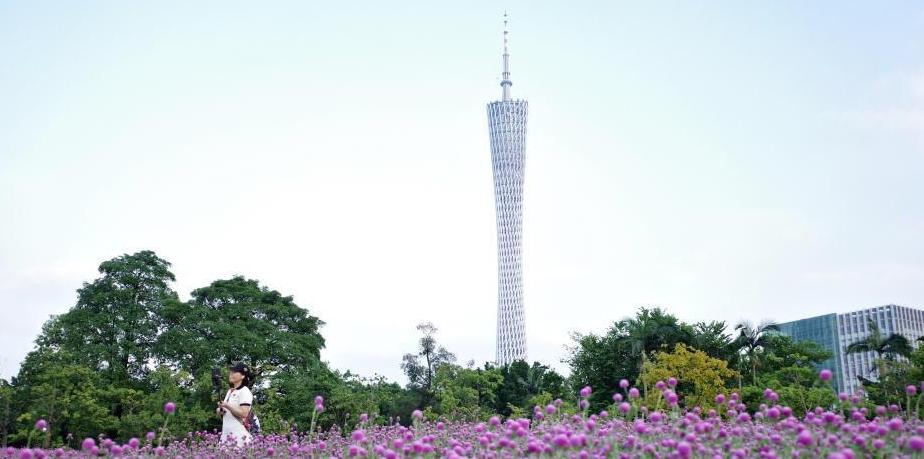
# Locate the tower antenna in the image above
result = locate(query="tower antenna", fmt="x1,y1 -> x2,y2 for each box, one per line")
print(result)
501,12 -> 512,101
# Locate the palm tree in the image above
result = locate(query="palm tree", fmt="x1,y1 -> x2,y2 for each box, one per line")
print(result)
846,319 -> 912,374
734,320 -> 780,385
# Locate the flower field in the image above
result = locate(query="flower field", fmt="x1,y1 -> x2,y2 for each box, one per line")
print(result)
8,372 -> 924,458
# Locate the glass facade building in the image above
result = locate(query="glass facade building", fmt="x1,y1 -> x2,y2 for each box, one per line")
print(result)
777,305 -> 924,394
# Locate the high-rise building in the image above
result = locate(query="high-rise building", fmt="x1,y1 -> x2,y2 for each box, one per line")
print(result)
777,304 -> 924,394
487,15 -> 528,365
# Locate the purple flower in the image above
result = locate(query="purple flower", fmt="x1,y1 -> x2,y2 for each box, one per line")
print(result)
797,430 -> 813,446
909,436 -> 924,452
715,394 -> 726,404
619,379 -> 629,389
128,438 -> 140,449
677,441 -> 692,457
412,410 -> 424,420
580,386 -> 592,398
629,388 -> 640,399
888,417 -> 903,431
819,369 -> 833,382
619,402 -> 631,414
613,393 -> 623,402
351,429 -> 365,442
908,385 -> 918,396
164,402 -> 176,414
34,419 -> 47,431
18,449 -> 32,459
146,431 -> 156,441
668,377 -> 678,387
545,404 -> 556,414
265,446 -> 274,456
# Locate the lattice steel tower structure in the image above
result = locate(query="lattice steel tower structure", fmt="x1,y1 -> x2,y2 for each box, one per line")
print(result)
487,14 -> 528,365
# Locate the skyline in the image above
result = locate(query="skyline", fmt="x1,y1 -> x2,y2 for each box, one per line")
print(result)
1,2 -> 924,383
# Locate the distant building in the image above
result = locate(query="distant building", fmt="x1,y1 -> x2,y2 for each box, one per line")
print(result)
777,305 -> 924,394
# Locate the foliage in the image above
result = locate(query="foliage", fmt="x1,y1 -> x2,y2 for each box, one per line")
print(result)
733,320 -> 779,385
567,308 -> 732,411
640,343 -> 738,410
400,322 -> 455,406
429,364 -> 503,421
37,251 -> 178,385
846,319 -> 913,368
158,275 -> 326,378
492,361 -> 567,418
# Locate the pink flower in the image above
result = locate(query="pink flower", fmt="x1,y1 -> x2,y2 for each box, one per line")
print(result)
34,419 -> 47,431
908,385 -> 918,396
164,402 -> 176,414
819,369 -> 833,382
619,379 -> 629,389
580,386 -> 592,398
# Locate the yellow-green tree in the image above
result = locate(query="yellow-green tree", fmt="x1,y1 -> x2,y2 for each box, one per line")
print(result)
640,343 -> 738,411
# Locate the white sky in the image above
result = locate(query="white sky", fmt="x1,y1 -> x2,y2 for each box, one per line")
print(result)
2,2 -> 924,382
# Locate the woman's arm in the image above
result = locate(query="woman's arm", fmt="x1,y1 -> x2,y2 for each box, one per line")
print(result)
219,402 -> 251,420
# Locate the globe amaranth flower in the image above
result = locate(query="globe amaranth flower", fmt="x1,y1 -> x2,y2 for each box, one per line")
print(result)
909,436 -> 924,451
819,369 -> 833,382
34,419 -> 47,431
164,402 -> 176,414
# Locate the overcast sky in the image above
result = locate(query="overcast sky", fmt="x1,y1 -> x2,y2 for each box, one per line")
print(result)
2,1 -> 923,383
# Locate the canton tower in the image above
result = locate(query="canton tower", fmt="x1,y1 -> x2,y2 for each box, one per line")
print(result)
487,15 -> 528,365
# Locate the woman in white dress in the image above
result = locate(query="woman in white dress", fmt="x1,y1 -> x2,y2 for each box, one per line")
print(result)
218,362 -> 254,446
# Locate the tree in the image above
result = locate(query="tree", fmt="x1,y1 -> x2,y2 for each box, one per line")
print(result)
0,378 -> 11,447
400,322 -> 455,405
846,319 -> 912,372
567,308 -> 694,411
430,364 -> 503,421
493,361 -> 567,417
760,334 -> 832,377
38,251 -> 178,385
640,343 -> 738,411
622,309 -> 694,386
733,320 -> 779,385
691,321 -> 735,362
10,348 -> 115,446
158,276 -> 326,378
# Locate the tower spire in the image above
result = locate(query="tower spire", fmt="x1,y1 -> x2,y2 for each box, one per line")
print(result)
501,12 -> 512,101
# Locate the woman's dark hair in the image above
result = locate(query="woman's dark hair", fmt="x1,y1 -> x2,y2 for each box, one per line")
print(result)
228,362 -> 254,388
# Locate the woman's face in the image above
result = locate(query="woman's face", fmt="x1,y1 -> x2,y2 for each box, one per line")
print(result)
228,370 -> 243,386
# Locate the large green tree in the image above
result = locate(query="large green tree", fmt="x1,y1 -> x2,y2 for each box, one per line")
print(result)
38,251 -> 178,384
158,276 -> 326,378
